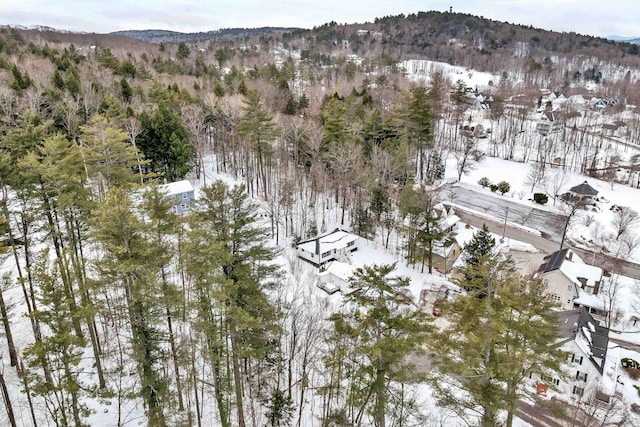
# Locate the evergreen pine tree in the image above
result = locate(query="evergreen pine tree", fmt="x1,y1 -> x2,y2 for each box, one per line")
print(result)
329,263 -> 431,426
195,180 -> 281,427
430,253 -> 566,427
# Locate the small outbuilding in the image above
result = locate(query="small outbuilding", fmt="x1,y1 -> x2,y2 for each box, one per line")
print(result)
568,181 -> 598,201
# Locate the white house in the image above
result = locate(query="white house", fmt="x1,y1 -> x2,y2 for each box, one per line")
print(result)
534,248 -> 603,311
297,228 -> 360,267
316,261 -> 359,295
536,111 -> 564,136
159,180 -> 195,215
550,310 -> 620,403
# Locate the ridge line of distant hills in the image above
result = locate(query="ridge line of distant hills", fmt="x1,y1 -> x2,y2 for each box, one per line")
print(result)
4,22 -> 639,46
109,27 -> 302,44
607,35 -> 640,44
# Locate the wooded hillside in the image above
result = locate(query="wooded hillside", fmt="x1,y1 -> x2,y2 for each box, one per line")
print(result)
0,12 -> 638,425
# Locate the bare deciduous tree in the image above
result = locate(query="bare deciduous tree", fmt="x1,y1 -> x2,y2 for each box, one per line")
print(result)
544,168 -> 568,206
611,206 -> 640,240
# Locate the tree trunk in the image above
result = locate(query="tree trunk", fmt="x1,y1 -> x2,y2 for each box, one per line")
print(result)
0,284 -> 18,368
230,331 -> 246,427
0,371 -> 16,427
374,366 -> 386,427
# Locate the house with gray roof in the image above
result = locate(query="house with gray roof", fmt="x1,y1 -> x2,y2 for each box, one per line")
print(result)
553,310 -> 619,403
534,248 -> 603,311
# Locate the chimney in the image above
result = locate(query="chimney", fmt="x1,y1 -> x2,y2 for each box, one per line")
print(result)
577,277 -> 588,289
566,250 -> 573,261
594,280 -> 601,295
315,237 -> 320,256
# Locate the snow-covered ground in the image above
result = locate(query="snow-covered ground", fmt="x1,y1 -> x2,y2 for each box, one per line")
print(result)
401,59 -> 501,89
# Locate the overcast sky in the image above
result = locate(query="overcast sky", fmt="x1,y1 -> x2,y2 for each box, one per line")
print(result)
1,0 -> 638,38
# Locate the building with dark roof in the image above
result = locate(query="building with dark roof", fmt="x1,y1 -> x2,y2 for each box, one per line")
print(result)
534,248 -> 603,311
554,309 -> 619,402
568,181 -> 599,199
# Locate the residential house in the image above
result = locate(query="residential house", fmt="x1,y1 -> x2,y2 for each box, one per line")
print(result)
568,180 -> 599,202
551,309 -> 620,403
316,261 -> 359,295
465,94 -> 492,123
534,248 -> 603,311
297,228 -> 360,267
160,180 -> 195,215
536,111 -> 564,136
431,204 -> 462,273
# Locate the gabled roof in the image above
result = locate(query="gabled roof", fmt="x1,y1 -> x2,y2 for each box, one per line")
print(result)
574,310 -> 610,374
160,180 -> 194,197
541,111 -> 562,122
537,249 -> 602,288
538,248 -> 569,273
557,310 -> 610,375
297,228 -> 359,254
569,180 -> 598,196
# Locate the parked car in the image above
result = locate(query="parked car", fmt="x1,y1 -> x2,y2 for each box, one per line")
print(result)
432,300 -> 443,317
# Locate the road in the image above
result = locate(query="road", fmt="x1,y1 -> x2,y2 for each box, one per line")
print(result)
443,184 -> 568,242
448,201 -> 640,280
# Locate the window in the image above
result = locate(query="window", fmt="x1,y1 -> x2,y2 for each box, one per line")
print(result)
543,279 -> 549,285
182,193 -> 188,199
567,285 -> 573,292
573,386 -> 584,396
576,371 -> 587,382
347,241 -> 355,247
322,251 -> 331,258
570,354 -> 583,365
552,378 -> 560,386
549,294 -> 561,302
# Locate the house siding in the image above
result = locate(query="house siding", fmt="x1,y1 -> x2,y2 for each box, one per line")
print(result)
542,270 -> 576,310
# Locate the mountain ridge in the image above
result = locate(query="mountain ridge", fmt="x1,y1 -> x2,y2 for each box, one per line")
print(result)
607,35 -> 640,44
110,27 -> 302,43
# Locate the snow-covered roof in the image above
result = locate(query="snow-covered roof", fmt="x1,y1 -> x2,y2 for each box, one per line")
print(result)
559,256 -> 602,289
160,180 -> 194,196
317,261 -> 357,283
453,223 -> 476,249
600,344 -> 620,395
538,248 -> 602,289
573,310 -> 610,375
441,214 -> 460,230
574,288 -> 606,311
298,228 -> 359,255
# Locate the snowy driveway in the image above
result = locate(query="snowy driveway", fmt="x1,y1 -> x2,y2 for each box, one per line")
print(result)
442,185 -> 568,242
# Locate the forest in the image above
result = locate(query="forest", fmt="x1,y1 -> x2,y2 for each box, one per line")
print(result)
0,11 -> 639,426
